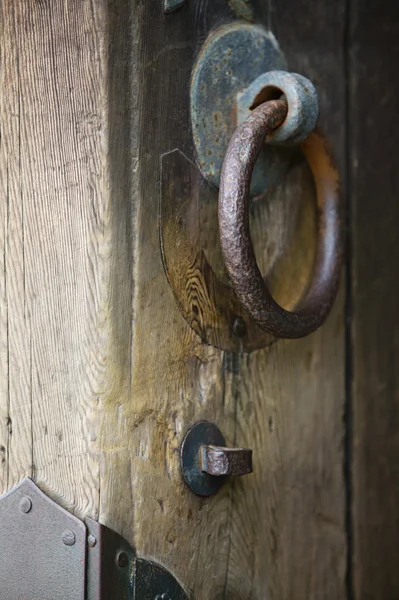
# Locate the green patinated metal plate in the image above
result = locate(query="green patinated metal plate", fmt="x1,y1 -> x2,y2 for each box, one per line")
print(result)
190,23 -> 292,196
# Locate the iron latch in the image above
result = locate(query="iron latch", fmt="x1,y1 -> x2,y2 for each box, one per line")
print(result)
0,478 -> 188,600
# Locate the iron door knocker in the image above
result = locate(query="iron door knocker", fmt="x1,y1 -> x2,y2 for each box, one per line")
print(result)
218,98 -> 342,339
160,24 -> 343,350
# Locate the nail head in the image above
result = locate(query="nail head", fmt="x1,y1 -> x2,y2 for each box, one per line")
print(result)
19,496 -> 32,514
116,551 -> 129,568
62,530 -> 76,546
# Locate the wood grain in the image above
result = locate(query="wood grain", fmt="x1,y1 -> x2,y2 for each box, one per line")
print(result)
0,0 -> 34,491
224,1 -> 347,597
160,149 -> 275,352
350,2 -> 399,598
0,0 -> 115,515
121,0 -> 347,597
0,0 -> 348,598
0,3 -> 10,487
98,3 -> 238,596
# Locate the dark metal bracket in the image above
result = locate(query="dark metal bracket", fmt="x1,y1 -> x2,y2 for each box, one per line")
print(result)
0,478 -> 188,600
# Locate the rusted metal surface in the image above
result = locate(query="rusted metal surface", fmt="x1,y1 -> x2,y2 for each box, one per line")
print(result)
237,70 -> 319,144
190,23 -> 292,196
180,421 -> 253,496
219,99 -> 343,338
180,421 -> 227,496
201,445 -> 253,477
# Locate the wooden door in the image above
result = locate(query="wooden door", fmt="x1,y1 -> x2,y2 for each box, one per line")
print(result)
0,1 -> 397,598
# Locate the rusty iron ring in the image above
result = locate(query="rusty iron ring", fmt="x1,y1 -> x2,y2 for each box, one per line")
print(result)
218,99 -> 343,339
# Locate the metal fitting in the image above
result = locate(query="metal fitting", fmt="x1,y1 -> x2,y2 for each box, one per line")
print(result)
237,70 -> 319,144
180,421 -> 253,496
19,496 -> 32,514
62,530 -> 76,546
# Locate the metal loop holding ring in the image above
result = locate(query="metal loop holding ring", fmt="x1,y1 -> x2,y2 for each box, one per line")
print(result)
218,99 -> 343,339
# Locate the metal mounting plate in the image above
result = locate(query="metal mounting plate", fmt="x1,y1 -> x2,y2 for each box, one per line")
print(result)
191,23 -> 293,196
0,478 -> 86,600
0,479 -> 188,599
86,517 -> 135,600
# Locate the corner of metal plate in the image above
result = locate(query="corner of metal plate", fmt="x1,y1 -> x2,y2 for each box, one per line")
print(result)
86,518 -> 188,599
0,478 -> 189,600
0,477 -> 86,600
85,517 -> 136,600
190,22 -> 293,196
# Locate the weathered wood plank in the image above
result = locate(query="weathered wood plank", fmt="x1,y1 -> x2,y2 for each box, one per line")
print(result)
0,0 -> 118,516
0,0 -> 348,598
98,4 -> 238,596
224,1 -> 347,597
350,2 -> 399,598
0,4 -> 11,488
0,2 -> 33,491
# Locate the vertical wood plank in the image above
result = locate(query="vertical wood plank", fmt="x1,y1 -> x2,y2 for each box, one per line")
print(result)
350,2 -> 399,598
224,1 -> 348,597
0,148 -> 8,486
0,0 -> 129,518
0,2 -> 33,490
0,4 -> 10,488
98,4 -> 237,596
0,0 -> 349,597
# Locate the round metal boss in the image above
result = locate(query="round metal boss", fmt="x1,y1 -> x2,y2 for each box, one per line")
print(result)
190,23 -> 294,196
237,70 -> 319,144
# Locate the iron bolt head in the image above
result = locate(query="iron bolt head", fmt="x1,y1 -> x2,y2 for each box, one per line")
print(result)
116,551 -> 129,568
19,496 -> 32,514
155,595 -> 171,600
62,530 -> 76,546
87,534 -> 97,548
